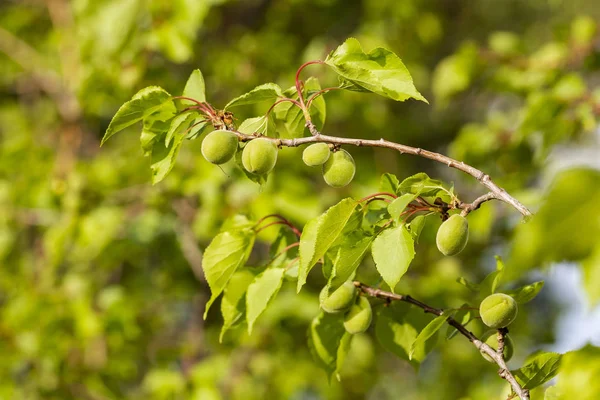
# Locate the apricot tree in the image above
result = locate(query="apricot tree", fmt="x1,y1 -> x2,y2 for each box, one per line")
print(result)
102,38 -> 567,400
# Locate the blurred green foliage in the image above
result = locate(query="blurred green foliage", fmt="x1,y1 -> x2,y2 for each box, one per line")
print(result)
0,0 -> 599,399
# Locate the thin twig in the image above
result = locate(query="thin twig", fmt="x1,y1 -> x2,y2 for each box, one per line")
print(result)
459,192 -> 497,216
231,124 -> 532,218
355,282 -> 530,400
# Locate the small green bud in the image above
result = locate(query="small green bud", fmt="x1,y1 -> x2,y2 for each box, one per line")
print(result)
480,330 -> 514,362
343,296 -> 372,334
436,214 -> 469,256
201,130 -> 238,164
479,293 -> 518,329
322,149 -> 355,188
241,138 -> 278,175
302,143 -> 331,166
319,281 -> 356,314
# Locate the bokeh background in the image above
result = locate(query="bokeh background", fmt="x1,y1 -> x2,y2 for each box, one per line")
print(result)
1,0 -> 599,399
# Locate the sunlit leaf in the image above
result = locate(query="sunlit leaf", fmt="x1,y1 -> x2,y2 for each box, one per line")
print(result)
183,69 -> 207,103
505,281 -> 544,304
297,198 -> 358,292
102,86 -> 175,144
203,230 -> 255,318
220,269 -> 256,342
246,268 -> 285,334
225,83 -> 283,109
325,38 -> 427,102
372,224 -> 415,291
410,311 -> 455,360
308,312 -> 347,380
512,352 -> 562,390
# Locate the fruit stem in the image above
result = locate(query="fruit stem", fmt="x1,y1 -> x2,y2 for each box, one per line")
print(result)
358,192 -> 398,203
306,87 -> 341,108
255,220 -> 302,238
294,60 -> 325,127
265,98 -> 303,118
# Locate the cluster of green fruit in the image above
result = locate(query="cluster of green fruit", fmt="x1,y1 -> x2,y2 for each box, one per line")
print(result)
436,214 -> 469,256
201,130 -> 278,176
201,133 -> 356,187
302,143 -> 356,187
319,281 -> 372,334
478,293 -> 519,362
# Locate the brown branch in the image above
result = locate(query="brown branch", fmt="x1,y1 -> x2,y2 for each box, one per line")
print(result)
355,282 -> 530,400
459,192 -> 498,216
231,123 -> 532,218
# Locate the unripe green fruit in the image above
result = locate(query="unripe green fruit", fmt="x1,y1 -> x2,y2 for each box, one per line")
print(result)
322,149 -> 356,188
480,293 -> 518,329
201,130 -> 238,164
319,281 -> 356,314
303,143 -> 331,166
343,297 -> 372,334
241,138 -> 278,175
436,214 -> 469,256
480,330 -> 514,362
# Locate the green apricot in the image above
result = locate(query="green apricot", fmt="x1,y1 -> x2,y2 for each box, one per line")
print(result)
322,149 -> 356,188
480,293 -> 518,329
319,281 -> 357,314
343,297 -> 372,334
303,143 -> 331,166
201,130 -> 238,164
480,330 -> 514,362
241,138 -> 278,175
436,214 -> 469,256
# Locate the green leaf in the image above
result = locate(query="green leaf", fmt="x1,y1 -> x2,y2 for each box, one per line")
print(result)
410,311 -> 455,360
481,256 -> 506,296
505,281 -> 545,304
185,118 -> 210,140
220,269 -> 256,342
456,276 -> 481,292
305,77 -> 326,131
166,112 -> 196,147
225,83 -> 283,109
371,224 -> 415,291
102,86 -> 174,145
150,131 -> 184,184
238,115 -> 277,137
274,77 -> 326,137
246,268 -> 285,334
182,69 -> 206,104
269,227 -> 299,268
327,235 -> 372,293
550,345 -> 600,399
407,214 -> 426,242
335,332 -> 353,381
203,229 -> 255,318
379,173 -> 400,195
446,305 -> 474,340
512,352 -> 562,390
375,303 -> 432,367
388,194 -> 416,221
297,198 -> 358,292
324,38 -> 427,103
140,119 -> 169,157
398,172 -> 453,202
307,312 -> 347,380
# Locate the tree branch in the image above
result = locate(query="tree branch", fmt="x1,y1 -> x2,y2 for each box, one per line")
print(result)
355,282 -> 530,400
459,192 -> 497,216
231,123 -> 532,218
